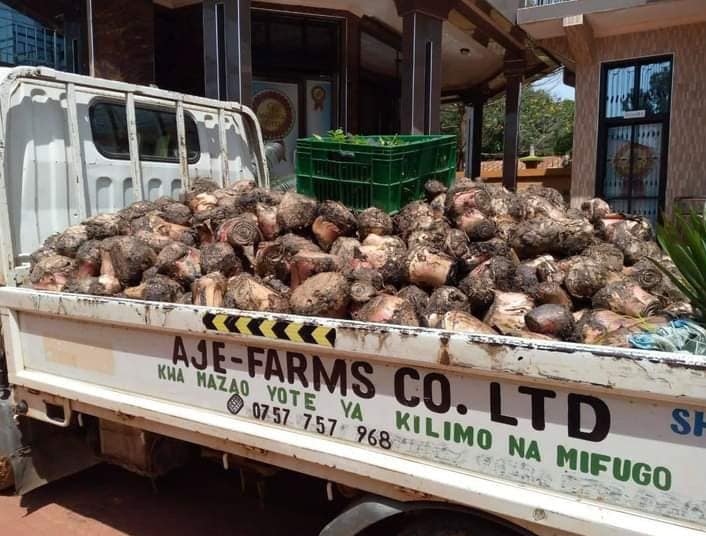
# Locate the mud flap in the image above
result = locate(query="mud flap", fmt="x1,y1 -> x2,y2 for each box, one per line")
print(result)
0,399 -> 99,494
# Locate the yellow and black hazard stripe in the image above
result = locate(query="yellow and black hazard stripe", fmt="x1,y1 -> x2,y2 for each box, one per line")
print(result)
202,313 -> 336,348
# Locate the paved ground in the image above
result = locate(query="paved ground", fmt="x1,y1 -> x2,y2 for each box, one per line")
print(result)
0,461 -> 335,535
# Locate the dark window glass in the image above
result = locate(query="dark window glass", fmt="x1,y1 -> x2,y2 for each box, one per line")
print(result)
89,102 -> 200,163
597,56 -> 672,226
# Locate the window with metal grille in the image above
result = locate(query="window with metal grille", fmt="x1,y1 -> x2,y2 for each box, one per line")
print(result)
596,56 -> 673,225
89,102 -> 201,163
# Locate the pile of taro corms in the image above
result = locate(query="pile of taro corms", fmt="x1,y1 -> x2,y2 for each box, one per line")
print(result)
28,177 -> 692,347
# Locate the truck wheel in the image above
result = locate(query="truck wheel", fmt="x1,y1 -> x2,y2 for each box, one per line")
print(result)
396,512 -> 518,536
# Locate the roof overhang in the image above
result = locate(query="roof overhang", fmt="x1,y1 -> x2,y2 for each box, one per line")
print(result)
518,0 -> 706,40
155,0 -> 557,100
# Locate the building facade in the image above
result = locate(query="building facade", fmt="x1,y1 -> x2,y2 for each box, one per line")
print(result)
7,0 -> 558,187
518,0 -> 706,219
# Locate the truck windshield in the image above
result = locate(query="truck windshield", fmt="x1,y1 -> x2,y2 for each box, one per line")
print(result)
89,102 -> 200,163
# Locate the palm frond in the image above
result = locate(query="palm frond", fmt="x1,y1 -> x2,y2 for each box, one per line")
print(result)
652,209 -> 706,322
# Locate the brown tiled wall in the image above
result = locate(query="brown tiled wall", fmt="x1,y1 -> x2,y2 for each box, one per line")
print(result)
93,0 -> 155,85
542,23 -> 706,212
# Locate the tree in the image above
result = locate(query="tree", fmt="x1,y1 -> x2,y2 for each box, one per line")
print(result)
481,87 -> 575,157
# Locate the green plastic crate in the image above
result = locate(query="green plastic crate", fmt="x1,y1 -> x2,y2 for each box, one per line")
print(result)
295,135 -> 457,212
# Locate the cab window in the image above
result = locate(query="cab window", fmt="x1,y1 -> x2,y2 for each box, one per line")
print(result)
89,102 -> 200,163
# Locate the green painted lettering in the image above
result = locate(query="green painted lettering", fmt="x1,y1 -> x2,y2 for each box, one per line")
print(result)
396,411 -> 410,431
197,371 -> 207,387
304,392 -> 316,411
557,446 -> 577,470
453,424 -> 474,446
590,453 -> 611,476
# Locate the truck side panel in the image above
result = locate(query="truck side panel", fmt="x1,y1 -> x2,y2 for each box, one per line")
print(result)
2,289 -> 705,536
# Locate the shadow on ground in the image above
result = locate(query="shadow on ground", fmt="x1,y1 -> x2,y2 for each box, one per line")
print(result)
11,459 -> 335,535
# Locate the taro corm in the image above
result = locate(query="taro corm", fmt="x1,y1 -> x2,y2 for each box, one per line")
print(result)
27,177 -> 691,348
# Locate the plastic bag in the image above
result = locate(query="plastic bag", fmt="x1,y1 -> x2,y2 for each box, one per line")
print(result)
629,319 -> 706,355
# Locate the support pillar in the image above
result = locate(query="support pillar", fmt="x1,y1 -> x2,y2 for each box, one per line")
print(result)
502,56 -> 524,191
464,101 -> 483,179
203,0 -> 252,105
396,1 -> 453,134
63,0 -> 89,74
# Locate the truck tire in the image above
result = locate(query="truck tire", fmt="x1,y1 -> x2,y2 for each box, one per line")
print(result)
396,512 -> 519,536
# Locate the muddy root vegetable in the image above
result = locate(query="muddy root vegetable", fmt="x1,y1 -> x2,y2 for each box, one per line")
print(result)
441,311 -> 497,335
623,258 -> 662,290
458,272 -> 495,314
255,234 -> 320,281
109,236 -> 157,286
525,304 -> 574,338
357,208 -> 393,240
290,252 -> 341,289
192,272 -> 227,306
512,263 -> 540,295
256,203 -> 280,241
330,237 -> 361,265
581,198 -> 611,223
456,209 -> 497,241
155,242 -> 202,286
76,240 -> 102,277
353,295 -> 418,327
224,274 -> 290,313
30,255 -> 77,291
557,217 -> 595,256
357,236 -> 407,286
563,257 -> 609,299
348,268 -> 384,304
350,280 -> 378,304
133,230 -> 173,253
592,281 -> 661,318
64,275 -> 120,296
396,285 -> 429,321
578,310 -> 669,347
483,291 -> 535,336
313,201 -> 357,250
424,179 -> 447,201
30,237 -> 59,268
261,276 -> 291,299
155,197 -> 193,226
141,275 -> 183,303
84,214 -> 123,239
430,194 -> 446,218
532,256 -> 564,286
407,246 -> 456,289
445,181 -> 492,218
582,243 -> 624,273
473,256 -> 516,292
510,218 -> 561,259
394,201 -> 436,239
118,200 -> 158,222
518,187 -> 565,220
290,272 -> 350,318
55,225 -> 89,257
462,238 -> 512,272
443,229 -> 470,262
533,282 -> 573,308
277,192 -> 318,232
200,242 -> 242,277
616,233 -> 661,266
218,213 -> 261,263
424,286 -> 470,328
133,212 -> 197,246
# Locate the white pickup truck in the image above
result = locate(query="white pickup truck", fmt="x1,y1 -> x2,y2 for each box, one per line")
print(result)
0,67 -> 704,536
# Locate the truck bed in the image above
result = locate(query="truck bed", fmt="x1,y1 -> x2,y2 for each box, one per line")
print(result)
1,286 -> 705,536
